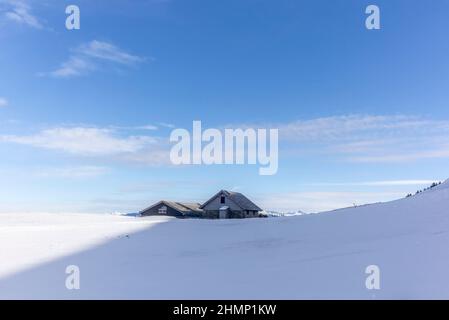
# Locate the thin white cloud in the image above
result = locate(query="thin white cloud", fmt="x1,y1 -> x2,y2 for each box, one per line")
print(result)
273,115 -> 449,163
0,127 -> 157,156
136,125 -> 158,130
43,40 -> 146,78
307,180 -> 441,187
120,148 -> 171,166
159,122 -> 176,129
2,114 -> 449,166
34,166 -> 110,179
0,97 -> 8,107
46,56 -> 95,78
258,191 -> 405,213
77,40 -> 146,65
112,124 -> 159,131
1,0 -> 43,29
279,115 -> 449,142
349,148 -> 449,163
0,126 -> 171,166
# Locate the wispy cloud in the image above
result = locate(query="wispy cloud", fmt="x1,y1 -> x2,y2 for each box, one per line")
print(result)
2,114 -> 449,167
348,148 -> 449,163
46,56 -> 95,78
307,180 -> 441,187
0,127 -> 157,156
279,115 -> 449,142
135,125 -> 159,130
77,41 -> 146,65
274,115 -> 449,163
158,122 -> 176,129
111,124 -> 159,131
34,166 -> 110,179
258,191 -> 405,213
0,0 -> 43,29
43,40 -> 147,78
0,97 -> 8,107
260,177 -> 443,212
0,126 -> 170,165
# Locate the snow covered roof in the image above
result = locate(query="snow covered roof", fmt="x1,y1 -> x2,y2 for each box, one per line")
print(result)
139,201 -> 202,215
200,190 -> 263,211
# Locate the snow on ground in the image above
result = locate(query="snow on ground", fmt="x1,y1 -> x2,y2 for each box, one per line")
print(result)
1,182 -> 449,299
0,213 -> 169,279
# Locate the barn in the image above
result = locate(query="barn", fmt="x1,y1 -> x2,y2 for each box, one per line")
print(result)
139,201 -> 202,218
200,190 -> 262,219
139,190 -> 263,219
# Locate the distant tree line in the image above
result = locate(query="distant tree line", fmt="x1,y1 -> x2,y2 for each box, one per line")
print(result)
406,182 -> 442,198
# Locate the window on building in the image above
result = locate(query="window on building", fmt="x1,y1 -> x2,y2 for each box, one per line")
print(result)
158,206 -> 167,215
220,196 -> 225,204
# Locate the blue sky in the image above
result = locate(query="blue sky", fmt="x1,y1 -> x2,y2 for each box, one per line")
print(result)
1,0 -> 449,213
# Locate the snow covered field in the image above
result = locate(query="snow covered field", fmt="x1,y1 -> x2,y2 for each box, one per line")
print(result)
1,181 -> 449,299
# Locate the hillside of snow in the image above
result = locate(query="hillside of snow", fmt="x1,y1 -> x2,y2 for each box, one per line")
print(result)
1,181 -> 449,299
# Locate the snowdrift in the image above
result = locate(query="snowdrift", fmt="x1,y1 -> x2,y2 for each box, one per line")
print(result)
1,182 -> 449,299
